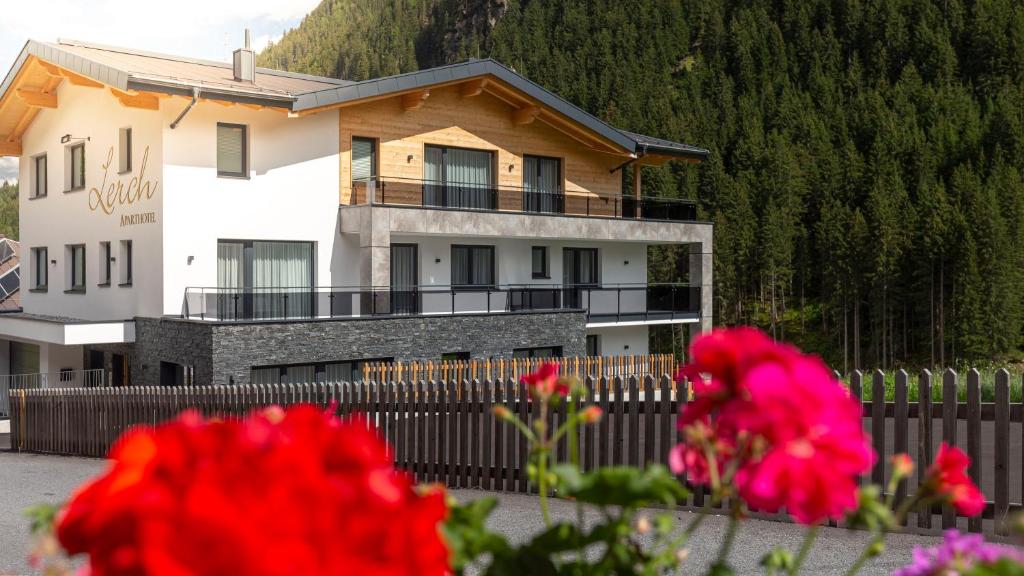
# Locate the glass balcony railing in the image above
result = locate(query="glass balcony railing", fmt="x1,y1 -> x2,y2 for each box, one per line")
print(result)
347,177 -> 699,222
182,283 -> 700,324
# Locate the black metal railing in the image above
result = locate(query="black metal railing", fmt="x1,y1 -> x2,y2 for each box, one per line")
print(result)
182,283 -> 700,323
350,177 -> 698,222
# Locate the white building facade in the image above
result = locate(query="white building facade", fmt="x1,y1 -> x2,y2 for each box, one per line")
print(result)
0,38 -> 712,388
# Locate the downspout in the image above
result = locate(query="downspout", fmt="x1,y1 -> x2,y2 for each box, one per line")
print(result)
170,87 -> 200,129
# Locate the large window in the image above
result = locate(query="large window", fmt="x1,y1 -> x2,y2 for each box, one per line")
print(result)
217,123 -> 248,178
513,346 -> 563,359
217,240 -> 314,319
451,245 -> 494,288
523,155 -> 562,213
30,247 -> 47,290
424,145 -> 495,209
68,143 -> 85,191
31,154 -> 47,198
251,358 -> 391,385
67,244 -> 86,292
531,246 -> 548,279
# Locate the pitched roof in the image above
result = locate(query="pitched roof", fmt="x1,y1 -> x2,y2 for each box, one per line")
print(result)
1,39 -> 708,160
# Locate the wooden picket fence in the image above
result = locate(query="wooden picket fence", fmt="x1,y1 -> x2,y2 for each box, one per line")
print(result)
360,354 -> 675,386
7,368 -> 1023,539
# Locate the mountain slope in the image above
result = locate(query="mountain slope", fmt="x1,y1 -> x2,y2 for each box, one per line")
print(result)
260,0 -> 1024,368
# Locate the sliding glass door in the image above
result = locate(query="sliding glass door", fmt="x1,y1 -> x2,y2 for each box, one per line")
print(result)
217,240 -> 314,319
423,145 -> 496,209
523,155 -> 563,213
563,248 -> 599,308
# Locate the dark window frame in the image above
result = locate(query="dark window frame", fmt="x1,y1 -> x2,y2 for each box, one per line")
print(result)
351,136 -> 378,182
31,154 -> 47,198
120,240 -> 133,286
512,345 -> 563,359
531,246 -> 549,279
69,143 -> 86,191
67,244 -> 86,293
119,127 -> 133,174
98,241 -> 111,286
450,244 -> 496,289
216,122 -> 249,179
30,247 -> 47,291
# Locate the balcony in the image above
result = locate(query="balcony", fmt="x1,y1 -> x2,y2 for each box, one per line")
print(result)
181,283 -> 700,325
348,177 -> 699,222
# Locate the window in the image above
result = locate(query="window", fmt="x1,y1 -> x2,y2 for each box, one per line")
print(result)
68,143 -> 85,190
424,145 -> 495,209
119,240 -> 133,285
31,154 -> 47,198
513,346 -> 563,359
523,155 -> 562,213
217,123 -> 248,177
586,334 -> 601,357
217,240 -> 314,319
531,246 -> 548,279
451,245 -> 494,288
67,244 -> 86,292
98,242 -> 111,285
118,127 -> 132,173
441,351 -> 471,362
251,358 -> 391,385
352,137 -> 377,182
30,247 -> 47,290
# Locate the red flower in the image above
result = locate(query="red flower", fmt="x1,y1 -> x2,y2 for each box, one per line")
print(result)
927,444 -> 985,517
56,406 -> 450,576
521,362 -> 568,399
672,327 -> 875,524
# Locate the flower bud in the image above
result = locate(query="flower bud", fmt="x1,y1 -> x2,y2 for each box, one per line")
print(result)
579,406 -> 603,424
675,548 -> 690,563
891,453 -> 914,478
492,405 -> 514,421
636,515 -> 652,535
867,540 -> 885,557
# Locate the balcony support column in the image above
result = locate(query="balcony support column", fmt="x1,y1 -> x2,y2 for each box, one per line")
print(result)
358,206 -> 392,312
688,239 -> 713,344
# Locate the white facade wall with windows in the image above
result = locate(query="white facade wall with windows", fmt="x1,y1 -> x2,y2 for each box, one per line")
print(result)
159,102 -> 340,315
19,81 -> 163,320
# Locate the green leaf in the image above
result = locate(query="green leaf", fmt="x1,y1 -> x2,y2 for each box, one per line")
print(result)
557,465 -> 689,508
760,547 -> 795,572
441,497 -> 512,574
24,503 -> 59,535
707,561 -> 736,576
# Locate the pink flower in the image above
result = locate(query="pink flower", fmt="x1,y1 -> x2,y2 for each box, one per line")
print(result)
671,327 -> 875,524
927,444 -> 985,517
521,362 -> 567,399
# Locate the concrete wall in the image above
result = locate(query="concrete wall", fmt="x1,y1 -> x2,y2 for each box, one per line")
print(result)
586,325 -> 649,356
132,311 -> 586,386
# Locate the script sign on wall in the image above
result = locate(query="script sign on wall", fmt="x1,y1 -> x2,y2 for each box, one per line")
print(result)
88,145 -> 159,227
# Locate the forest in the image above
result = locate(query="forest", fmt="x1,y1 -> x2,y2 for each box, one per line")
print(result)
259,0 -> 1024,370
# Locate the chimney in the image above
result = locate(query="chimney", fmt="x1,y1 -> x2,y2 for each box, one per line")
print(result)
233,29 -> 255,83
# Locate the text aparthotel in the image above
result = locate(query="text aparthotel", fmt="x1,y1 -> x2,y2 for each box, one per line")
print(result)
0,35 -> 711,387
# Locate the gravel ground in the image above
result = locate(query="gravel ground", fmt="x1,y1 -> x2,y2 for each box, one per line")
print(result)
449,489 -> 945,575
0,452 -> 945,575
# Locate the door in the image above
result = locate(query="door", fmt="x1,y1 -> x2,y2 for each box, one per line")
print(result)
217,240 -> 315,320
390,244 -> 419,314
563,248 -> 599,308
523,155 -> 562,213
423,145 -> 495,209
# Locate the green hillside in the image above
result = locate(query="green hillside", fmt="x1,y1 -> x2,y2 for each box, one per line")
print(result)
260,0 -> 1024,369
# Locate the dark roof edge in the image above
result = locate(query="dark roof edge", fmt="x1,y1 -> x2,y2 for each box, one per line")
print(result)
294,58 -> 638,152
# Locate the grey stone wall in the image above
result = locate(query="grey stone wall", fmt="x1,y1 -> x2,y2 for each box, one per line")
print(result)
133,311 -> 586,386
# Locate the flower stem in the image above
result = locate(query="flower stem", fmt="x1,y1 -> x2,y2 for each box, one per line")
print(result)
843,535 -> 879,576
537,402 -> 552,528
715,504 -> 741,567
788,524 -> 819,576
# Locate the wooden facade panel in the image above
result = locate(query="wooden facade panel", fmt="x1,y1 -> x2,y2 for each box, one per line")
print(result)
339,84 -> 626,205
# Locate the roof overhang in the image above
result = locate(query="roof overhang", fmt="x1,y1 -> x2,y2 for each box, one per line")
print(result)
0,314 -> 135,345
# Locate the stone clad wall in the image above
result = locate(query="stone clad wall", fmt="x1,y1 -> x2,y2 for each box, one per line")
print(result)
133,311 -> 586,386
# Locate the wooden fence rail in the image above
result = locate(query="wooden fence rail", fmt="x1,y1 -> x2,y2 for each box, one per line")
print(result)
8,368 -> 1022,539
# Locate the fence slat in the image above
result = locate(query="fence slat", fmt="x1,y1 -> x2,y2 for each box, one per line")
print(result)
872,370 -> 886,486
967,369 -> 982,533
918,370 -> 934,530
942,369 -> 958,529
894,370 -> 909,514
995,369 -> 1010,535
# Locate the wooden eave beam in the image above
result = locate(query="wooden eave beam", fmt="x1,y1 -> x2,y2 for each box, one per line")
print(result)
459,78 -> 488,97
512,105 -> 541,125
109,88 -> 159,110
37,60 -> 102,88
0,139 -> 22,156
15,88 -> 57,109
400,89 -> 430,111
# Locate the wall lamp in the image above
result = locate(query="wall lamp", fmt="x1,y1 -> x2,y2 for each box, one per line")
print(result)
407,154 -> 414,163
60,134 -> 90,144
623,260 -> 630,266
435,258 -> 441,263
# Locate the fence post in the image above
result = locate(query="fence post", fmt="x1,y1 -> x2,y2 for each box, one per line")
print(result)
894,369 -> 909,516
871,370 -> 886,486
918,369 -> 933,529
994,369 -> 1010,535
942,369 -> 958,529
967,369 -> 982,533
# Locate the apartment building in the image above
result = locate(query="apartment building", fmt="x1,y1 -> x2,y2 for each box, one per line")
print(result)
0,34 -> 712,387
